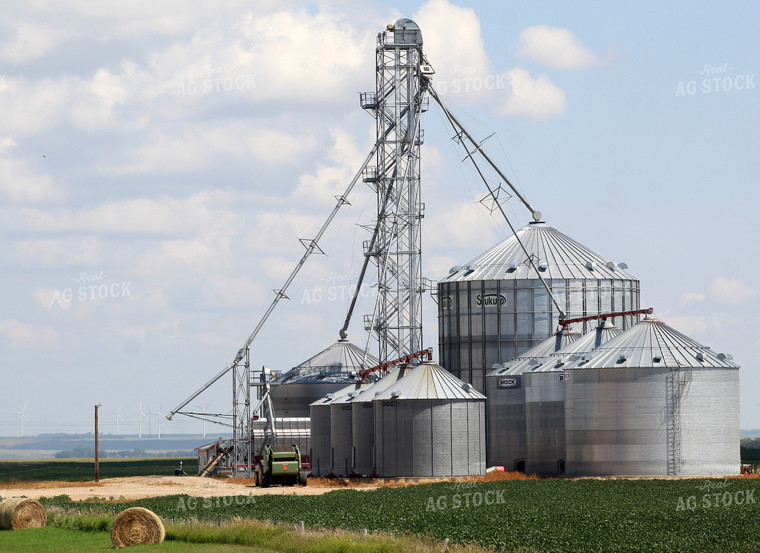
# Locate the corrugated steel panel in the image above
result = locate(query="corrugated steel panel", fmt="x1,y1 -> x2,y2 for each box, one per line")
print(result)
275,339 -> 378,385
442,221 -> 637,282
349,365 -> 414,476
487,329 -> 582,377
564,316 -> 739,370
373,361 -> 487,400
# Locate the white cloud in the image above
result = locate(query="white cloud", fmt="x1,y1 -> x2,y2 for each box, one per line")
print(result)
514,25 -> 607,70
425,200 -> 499,249
498,67 -> 567,120
0,137 -> 60,203
0,22 -> 73,63
17,192 -> 233,234
414,0 -> 490,89
426,255 -> 458,280
0,319 -> 57,347
292,127 -> 370,204
10,237 -> 99,268
710,277 -> 756,303
663,315 -> 708,336
679,292 -> 706,305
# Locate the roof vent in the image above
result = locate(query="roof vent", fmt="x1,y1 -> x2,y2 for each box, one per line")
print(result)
390,390 -> 401,398
653,356 -> 662,363
585,261 -> 597,271
696,352 -> 704,362
462,383 -> 473,392
528,359 -> 540,365
538,262 -> 548,272
348,392 -> 358,398
325,393 -> 335,400
506,263 -> 517,273
618,262 -> 629,270
617,354 -> 627,364
569,355 -> 580,361
555,362 -> 565,369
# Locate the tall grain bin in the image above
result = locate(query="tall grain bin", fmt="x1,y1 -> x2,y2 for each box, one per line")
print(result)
563,316 -> 740,476
438,220 -> 640,392
373,362 -> 486,477
485,328 -> 580,470
524,321 -> 622,476
330,386 -> 367,476
350,365 -> 414,476
309,382 -> 364,477
272,339 -> 377,416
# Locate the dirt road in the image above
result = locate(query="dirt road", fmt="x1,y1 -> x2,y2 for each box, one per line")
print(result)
0,476 -> 376,501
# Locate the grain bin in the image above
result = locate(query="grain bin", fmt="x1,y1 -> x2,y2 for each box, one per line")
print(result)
485,328 -> 580,470
309,382 -> 364,476
330,386 -> 367,476
438,220 -> 640,392
524,320 -> 622,476
272,339 -> 378,416
373,361 -> 486,477
562,316 -> 740,476
350,364 -> 415,476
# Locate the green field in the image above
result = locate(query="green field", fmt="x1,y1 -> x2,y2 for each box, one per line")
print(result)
23,477 -> 760,553
0,527 -> 279,553
0,457 -> 196,482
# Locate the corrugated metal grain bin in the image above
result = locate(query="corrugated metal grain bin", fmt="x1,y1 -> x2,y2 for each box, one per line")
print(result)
562,316 -> 739,476
350,365 -> 414,476
485,329 -> 580,471
309,382 -> 364,476
438,220 -> 640,392
373,361 -> 486,477
330,387 -> 366,476
524,321 -> 621,476
272,339 -> 377,417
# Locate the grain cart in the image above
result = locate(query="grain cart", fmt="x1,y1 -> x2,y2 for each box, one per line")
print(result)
254,444 -> 308,487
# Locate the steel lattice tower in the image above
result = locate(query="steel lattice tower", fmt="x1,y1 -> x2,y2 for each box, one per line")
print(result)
361,19 -> 428,363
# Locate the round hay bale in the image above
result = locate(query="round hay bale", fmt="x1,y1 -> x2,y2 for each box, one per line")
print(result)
0,498 -> 47,530
110,507 -> 165,548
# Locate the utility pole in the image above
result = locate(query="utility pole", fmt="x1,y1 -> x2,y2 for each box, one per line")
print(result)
94,404 -> 101,482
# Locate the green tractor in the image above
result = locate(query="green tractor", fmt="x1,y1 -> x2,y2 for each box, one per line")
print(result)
255,444 -> 308,487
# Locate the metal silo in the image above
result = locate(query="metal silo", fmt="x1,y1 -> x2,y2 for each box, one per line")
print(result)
563,316 -> 740,476
350,365 -> 414,476
524,320 -> 622,476
330,386 -> 366,476
485,328 -> 580,471
438,220 -> 640,392
272,339 -> 377,417
373,361 -> 486,477
309,382 -> 364,477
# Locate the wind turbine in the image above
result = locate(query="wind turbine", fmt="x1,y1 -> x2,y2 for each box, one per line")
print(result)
112,404 -> 124,435
193,400 -> 213,437
150,402 -> 164,439
17,400 -> 28,437
136,399 -> 146,438
145,401 -> 153,436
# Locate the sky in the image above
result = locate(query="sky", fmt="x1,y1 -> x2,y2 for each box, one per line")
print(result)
0,0 -> 758,437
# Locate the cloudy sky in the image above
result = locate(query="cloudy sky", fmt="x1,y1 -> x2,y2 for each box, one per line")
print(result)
1,0 -> 758,437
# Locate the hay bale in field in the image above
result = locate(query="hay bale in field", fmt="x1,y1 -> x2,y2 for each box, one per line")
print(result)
111,507 -> 165,548
0,498 -> 47,530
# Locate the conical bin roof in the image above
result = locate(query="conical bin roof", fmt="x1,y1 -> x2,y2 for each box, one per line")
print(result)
373,361 -> 486,401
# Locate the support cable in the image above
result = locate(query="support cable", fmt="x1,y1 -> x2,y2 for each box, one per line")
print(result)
428,84 -> 566,320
